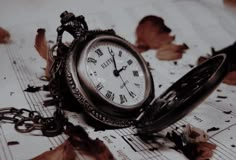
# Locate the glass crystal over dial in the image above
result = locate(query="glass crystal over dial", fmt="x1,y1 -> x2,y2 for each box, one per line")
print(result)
86,41 -> 146,107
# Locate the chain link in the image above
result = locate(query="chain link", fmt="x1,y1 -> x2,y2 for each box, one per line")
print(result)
0,107 -> 68,137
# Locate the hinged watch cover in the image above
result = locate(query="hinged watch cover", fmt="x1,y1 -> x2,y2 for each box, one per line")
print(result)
136,53 -> 230,134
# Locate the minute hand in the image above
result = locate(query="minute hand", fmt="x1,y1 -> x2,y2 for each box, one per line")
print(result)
110,52 -> 118,71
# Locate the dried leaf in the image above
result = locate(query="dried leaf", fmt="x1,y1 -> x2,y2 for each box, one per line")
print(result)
156,43 -> 188,60
34,28 -> 52,79
183,124 -> 208,143
32,125 -> 115,160
197,56 -> 208,65
135,15 -> 175,52
32,141 -> 76,160
167,126 -> 216,160
223,71 -> 236,85
224,0 -> 236,9
66,125 -> 115,160
207,127 -> 220,133
0,27 -> 10,44
24,85 -> 41,93
35,28 -> 48,60
184,142 -> 216,160
7,141 -> 19,146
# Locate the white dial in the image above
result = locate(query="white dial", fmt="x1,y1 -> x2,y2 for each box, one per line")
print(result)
86,41 -> 146,107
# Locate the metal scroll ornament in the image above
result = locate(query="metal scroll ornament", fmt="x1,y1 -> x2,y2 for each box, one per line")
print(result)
49,11 -> 230,135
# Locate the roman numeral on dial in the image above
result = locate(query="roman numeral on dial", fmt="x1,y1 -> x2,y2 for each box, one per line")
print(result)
107,47 -> 113,55
105,90 -> 114,101
129,91 -> 136,98
134,83 -> 141,88
133,70 -> 139,77
119,94 -> 127,104
96,82 -> 104,91
118,51 -> 122,57
87,57 -> 97,64
127,59 -> 133,65
95,49 -> 103,57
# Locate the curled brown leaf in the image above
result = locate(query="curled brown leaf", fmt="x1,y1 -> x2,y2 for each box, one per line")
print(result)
183,124 -> 209,143
0,27 -> 10,44
167,129 -> 216,160
35,28 -> 48,60
32,141 -> 76,160
156,43 -> 188,60
184,142 -> 217,160
34,28 -> 52,79
66,125 -> 115,160
32,125 -> 115,160
224,0 -> 236,9
223,70 -> 236,85
135,15 -> 175,53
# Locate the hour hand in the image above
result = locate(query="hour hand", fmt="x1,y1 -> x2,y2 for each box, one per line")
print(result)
114,66 -> 127,77
117,66 -> 127,74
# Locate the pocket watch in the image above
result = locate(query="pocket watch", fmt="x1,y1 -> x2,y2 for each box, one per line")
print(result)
49,11 -> 230,135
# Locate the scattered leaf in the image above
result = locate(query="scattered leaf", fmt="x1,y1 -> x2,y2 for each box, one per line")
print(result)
217,95 -> 227,99
24,85 -> 41,93
167,128 -> 216,160
7,141 -> 19,146
32,125 -> 115,160
35,28 -> 48,60
206,127 -> 220,133
135,15 -> 175,52
34,28 -> 52,79
32,141 -> 76,160
223,71 -> 236,85
0,27 -> 10,44
184,142 -> 216,160
156,43 -> 189,60
188,64 -> 194,68
183,124 -> 209,143
224,0 -> 236,9
66,125 -> 114,160
173,61 -> 178,65
223,110 -> 232,114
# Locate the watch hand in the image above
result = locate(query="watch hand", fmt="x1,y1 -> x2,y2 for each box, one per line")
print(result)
119,74 -> 132,96
117,66 -> 127,74
109,51 -> 118,71
109,50 -> 127,76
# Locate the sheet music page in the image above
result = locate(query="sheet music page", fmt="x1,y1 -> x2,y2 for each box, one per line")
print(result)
0,0 -> 236,159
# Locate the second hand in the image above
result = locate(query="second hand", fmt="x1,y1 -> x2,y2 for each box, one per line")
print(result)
119,73 -> 132,96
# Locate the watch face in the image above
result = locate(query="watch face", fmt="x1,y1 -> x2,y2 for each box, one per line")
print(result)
84,38 -> 148,108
